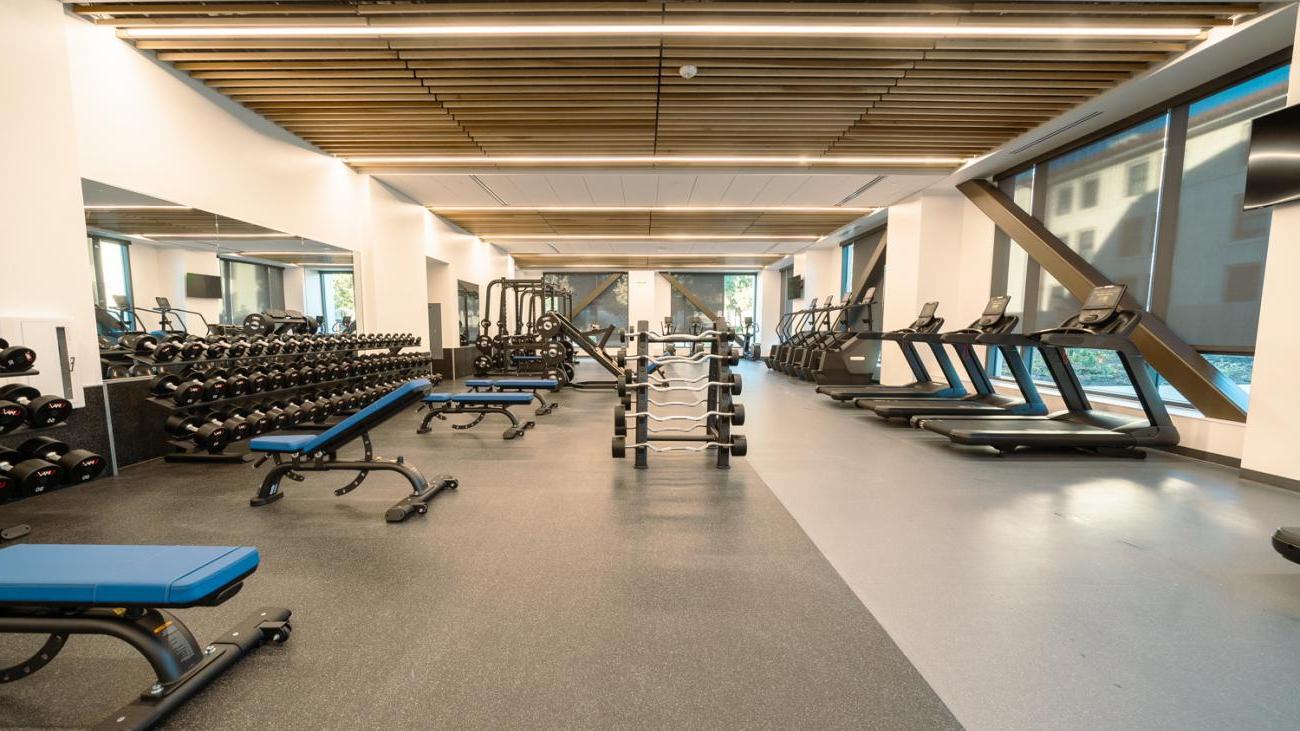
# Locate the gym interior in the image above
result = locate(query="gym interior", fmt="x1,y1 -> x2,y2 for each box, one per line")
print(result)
3,1 -> 1300,729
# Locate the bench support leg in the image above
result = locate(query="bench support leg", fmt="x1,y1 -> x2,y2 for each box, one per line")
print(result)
533,390 -> 556,416
0,607 -> 291,731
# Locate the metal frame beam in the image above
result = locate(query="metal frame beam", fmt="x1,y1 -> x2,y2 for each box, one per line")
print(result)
959,178 -> 1248,422
571,272 -> 622,315
660,272 -> 720,322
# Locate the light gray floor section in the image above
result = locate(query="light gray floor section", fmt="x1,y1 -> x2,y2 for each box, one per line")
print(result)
0,369 -> 956,730
744,360 -> 1300,730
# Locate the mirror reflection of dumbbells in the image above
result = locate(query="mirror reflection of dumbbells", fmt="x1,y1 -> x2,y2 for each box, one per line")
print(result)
15,436 -> 106,485
0,338 -> 37,373
119,333 -> 203,363
0,384 -> 74,429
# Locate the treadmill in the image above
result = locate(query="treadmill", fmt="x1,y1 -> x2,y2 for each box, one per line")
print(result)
864,295 -> 1049,420
816,301 -> 967,402
917,284 -> 1180,457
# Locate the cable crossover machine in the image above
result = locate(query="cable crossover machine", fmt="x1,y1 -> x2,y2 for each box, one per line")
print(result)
612,319 -> 747,469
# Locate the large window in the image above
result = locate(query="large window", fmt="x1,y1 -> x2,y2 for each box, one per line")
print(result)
666,273 -> 756,332
779,267 -> 795,315
88,236 -> 134,314
987,64 -> 1288,407
543,272 -> 628,331
456,280 -> 479,345
840,244 -> 854,296
221,258 -> 285,325
315,270 -> 355,333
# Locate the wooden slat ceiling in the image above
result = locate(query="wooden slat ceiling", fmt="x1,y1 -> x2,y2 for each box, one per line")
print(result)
430,208 -> 862,236
71,1 -> 1257,160
86,207 -> 285,237
511,253 -> 784,268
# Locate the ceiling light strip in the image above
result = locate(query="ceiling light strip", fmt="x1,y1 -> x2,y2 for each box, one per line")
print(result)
430,206 -> 873,213
486,234 -> 819,241
119,24 -> 1203,40
346,155 -> 965,166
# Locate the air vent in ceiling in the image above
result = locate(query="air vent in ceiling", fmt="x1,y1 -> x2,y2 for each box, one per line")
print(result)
1008,111 -> 1105,155
836,176 -> 886,207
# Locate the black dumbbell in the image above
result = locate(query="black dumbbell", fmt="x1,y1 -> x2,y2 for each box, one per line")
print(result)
164,413 -> 229,452
246,404 -> 289,432
149,373 -> 206,405
206,411 -> 251,442
0,338 -> 36,373
119,334 -> 181,362
0,384 -> 73,427
17,437 -> 106,484
183,368 -> 228,401
0,447 -> 64,497
230,408 -> 271,435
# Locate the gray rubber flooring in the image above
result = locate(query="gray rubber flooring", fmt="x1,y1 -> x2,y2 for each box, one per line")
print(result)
0,368 -> 958,730
746,361 -> 1300,730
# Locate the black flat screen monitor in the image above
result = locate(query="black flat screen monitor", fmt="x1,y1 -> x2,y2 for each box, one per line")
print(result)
786,275 -> 804,300
1244,102 -> 1300,210
185,274 -> 222,299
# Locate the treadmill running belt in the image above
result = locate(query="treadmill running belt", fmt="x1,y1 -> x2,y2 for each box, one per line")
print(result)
816,383 -> 951,401
868,400 -> 1012,418
922,418 -> 1137,447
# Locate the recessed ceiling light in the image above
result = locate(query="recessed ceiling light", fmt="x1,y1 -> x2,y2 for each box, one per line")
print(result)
346,154 -> 963,166
119,24 -> 1203,40
430,206 -> 872,213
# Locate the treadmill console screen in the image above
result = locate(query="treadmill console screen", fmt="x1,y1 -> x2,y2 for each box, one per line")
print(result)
155,297 -> 171,309
861,286 -> 877,304
917,301 -> 939,322
977,295 -> 1010,326
1077,285 -> 1126,324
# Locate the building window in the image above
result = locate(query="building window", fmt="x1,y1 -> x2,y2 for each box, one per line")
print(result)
1126,160 -> 1150,196
221,258 -> 285,325
840,244 -> 854,296
1080,178 -> 1100,208
1054,185 -> 1073,215
986,62 -> 1287,409
543,272 -> 629,331
663,273 -> 755,332
88,236 -> 135,331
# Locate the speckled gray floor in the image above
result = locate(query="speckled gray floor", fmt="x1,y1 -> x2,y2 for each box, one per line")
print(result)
745,360 -> 1300,730
0,366 -> 958,730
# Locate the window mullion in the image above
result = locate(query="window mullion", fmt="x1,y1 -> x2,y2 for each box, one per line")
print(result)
1149,105 -> 1189,319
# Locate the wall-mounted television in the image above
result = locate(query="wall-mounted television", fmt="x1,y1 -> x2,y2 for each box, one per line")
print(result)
1244,102 -> 1300,210
786,274 -> 804,300
186,273 -> 222,299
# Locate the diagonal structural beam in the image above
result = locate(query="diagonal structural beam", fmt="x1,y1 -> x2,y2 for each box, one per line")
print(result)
855,231 -> 887,301
958,178 -> 1248,422
572,272 -> 622,316
659,273 -> 721,323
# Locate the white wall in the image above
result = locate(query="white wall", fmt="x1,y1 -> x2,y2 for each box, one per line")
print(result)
0,0 -> 99,387
1241,28 -> 1300,483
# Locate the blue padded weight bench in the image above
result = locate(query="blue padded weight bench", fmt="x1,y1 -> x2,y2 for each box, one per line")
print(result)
417,392 -> 537,440
249,378 -> 457,523
465,377 -> 560,416
0,544 -> 290,731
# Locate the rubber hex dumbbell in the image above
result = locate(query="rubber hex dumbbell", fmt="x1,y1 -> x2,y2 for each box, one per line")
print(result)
0,385 -> 73,427
164,413 -> 229,453
0,338 -> 36,373
17,437 -> 106,484
183,368 -> 229,401
119,334 -> 181,362
149,373 -> 206,406
248,404 -> 289,432
0,447 -> 64,497
230,408 -> 271,436
205,412 -> 251,442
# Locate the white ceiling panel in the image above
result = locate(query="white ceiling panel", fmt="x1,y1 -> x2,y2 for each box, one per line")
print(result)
751,175 -> 810,205
654,174 -> 698,206
685,175 -> 737,205
848,174 -> 949,207
545,174 -> 594,204
717,175 -> 771,205
373,175 -> 500,206
485,175 -> 563,206
581,175 -> 626,205
619,175 -> 659,206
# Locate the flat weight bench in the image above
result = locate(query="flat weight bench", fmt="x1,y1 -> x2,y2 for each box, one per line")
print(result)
0,544 -> 290,731
249,378 -> 457,523
417,392 -> 537,440
465,377 -> 560,416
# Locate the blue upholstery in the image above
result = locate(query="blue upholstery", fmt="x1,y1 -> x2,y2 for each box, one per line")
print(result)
250,378 -> 431,454
466,379 -> 558,390
0,544 -> 259,606
511,355 -> 542,361
423,392 -> 534,405
647,361 -> 660,374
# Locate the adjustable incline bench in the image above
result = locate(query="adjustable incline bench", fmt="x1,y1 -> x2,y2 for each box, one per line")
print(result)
249,378 -> 457,523
0,544 -> 290,731
418,390 -> 537,440
464,377 -> 560,415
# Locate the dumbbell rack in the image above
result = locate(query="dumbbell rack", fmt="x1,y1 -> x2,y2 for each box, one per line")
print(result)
0,369 -> 71,440
142,336 -> 429,464
612,319 -> 746,470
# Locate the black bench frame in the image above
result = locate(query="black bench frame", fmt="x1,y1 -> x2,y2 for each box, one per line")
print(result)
467,382 -> 558,416
417,398 -> 537,440
251,385 -> 457,522
0,573 -> 290,731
